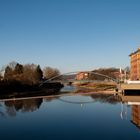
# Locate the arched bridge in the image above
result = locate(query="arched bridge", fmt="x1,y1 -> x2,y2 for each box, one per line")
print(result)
41,71 -> 120,85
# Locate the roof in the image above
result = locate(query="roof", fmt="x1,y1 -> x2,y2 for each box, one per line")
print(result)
129,48 -> 140,57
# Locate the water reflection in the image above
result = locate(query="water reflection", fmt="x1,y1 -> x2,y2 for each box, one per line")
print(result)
0,93 -> 132,116
55,94 -> 140,131
0,109 -> 5,118
58,94 -> 121,106
44,96 -> 60,102
120,102 -> 128,120
0,98 -> 42,117
6,98 -> 42,112
120,95 -> 140,130
131,105 -> 140,129
0,93 -> 140,139
61,85 -> 76,92
0,93 -> 140,130
90,94 -> 121,104
0,95 -> 62,117
58,96 -> 95,104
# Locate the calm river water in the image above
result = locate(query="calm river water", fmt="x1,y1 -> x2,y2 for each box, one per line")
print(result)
0,87 -> 140,140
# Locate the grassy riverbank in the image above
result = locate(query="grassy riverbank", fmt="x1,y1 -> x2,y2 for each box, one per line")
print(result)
74,82 -> 117,94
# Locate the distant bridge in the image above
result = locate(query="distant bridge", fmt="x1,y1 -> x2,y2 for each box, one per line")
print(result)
41,71 -> 120,85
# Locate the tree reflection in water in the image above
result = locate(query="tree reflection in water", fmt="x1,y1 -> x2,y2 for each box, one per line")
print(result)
44,96 -> 60,102
0,108 -> 5,118
90,94 -> 121,104
0,95 -> 61,117
4,98 -> 43,117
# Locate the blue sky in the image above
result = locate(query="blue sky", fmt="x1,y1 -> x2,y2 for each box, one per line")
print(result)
0,0 -> 140,72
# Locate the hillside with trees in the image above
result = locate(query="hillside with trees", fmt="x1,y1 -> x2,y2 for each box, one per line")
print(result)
89,67 -> 130,81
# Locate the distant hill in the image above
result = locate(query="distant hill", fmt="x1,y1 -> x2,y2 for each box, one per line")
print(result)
90,68 -> 122,80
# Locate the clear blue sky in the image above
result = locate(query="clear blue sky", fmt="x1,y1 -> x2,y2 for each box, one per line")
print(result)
0,0 -> 140,72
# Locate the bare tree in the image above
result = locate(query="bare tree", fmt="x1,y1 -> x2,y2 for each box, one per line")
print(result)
4,63 -> 24,81
0,73 -> 2,80
14,63 -> 24,75
22,64 -> 43,85
4,66 -> 13,80
8,61 -> 18,70
35,65 -> 43,81
43,67 -> 60,80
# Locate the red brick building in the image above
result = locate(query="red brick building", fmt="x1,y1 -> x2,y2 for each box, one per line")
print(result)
129,48 -> 140,80
76,72 -> 89,80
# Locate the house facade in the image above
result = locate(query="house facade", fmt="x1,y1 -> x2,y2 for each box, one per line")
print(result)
76,72 -> 89,80
129,48 -> 140,80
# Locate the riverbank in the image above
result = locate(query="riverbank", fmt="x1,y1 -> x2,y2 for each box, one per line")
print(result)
73,82 -> 117,95
0,80 -> 64,98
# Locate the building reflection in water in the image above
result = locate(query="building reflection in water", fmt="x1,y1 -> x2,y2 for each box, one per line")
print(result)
1,93 -> 140,131
121,94 -> 140,129
120,102 -> 127,120
131,105 -> 140,129
90,93 -> 140,130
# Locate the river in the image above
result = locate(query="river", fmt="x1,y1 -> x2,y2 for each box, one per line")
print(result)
0,86 -> 140,140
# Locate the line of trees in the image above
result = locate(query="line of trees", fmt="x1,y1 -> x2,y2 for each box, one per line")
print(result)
0,61 -> 60,85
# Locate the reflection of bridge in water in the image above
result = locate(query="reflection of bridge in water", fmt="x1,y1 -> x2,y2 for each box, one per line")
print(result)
0,92 -> 140,129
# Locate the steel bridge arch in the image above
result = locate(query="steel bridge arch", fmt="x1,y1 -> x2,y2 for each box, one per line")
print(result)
42,70 -> 119,84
